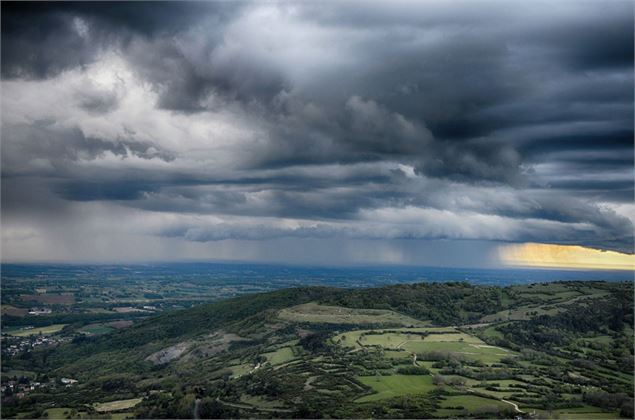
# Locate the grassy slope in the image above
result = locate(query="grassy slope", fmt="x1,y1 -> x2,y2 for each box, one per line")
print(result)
356,375 -> 435,402
48,287 -> 341,372
7,324 -> 67,336
46,281 -> 631,381
278,302 -> 426,326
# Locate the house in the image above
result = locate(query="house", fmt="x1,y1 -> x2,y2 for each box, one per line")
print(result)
28,308 -> 52,315
60,378 -> 78,385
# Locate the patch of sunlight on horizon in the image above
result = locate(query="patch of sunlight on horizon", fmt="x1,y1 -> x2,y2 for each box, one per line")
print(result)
498,243 -> 635,271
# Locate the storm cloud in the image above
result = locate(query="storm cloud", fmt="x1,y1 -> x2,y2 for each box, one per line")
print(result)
1,1 -> 633,264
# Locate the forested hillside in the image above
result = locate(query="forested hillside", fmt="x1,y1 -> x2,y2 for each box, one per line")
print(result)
2,281 -> 633,419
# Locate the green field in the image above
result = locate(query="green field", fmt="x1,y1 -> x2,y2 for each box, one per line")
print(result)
545,405 -> 621,419
94,398 -> 143,412
424,332 -> 482,343
356,374 -> 435,402
335,327 -> 458,349
336,327 -> 513,364
383,350 -> 411,360
405,341 -> 513,364
278,303 -> 426,326
229,363 -> 252,378
361,332 -> 423,348
263,347 -> 296,365
7,324 -> 67,337
43,408 -> 82,419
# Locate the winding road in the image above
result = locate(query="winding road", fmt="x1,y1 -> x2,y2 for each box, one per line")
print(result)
466,388 -> 523,414
501,398 -> 523,414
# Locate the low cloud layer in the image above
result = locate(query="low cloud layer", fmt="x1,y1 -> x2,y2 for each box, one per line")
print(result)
1,1 -> 633,264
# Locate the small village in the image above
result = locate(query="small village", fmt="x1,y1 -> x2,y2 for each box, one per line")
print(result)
1,333 -> 69,357
1,332 -> 77,402
1,375 -> 78,401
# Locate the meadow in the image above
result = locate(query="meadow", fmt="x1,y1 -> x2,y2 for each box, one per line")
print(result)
93,398 -> 143,412
263,347 -> 297,365
278,303 -> 426,326
356,375 -> 435,402
7,324 -> 67,337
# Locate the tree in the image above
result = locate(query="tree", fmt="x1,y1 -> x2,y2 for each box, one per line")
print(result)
432,374 -> 445,386
199,398 -> 238,419
620,400 -> 634,419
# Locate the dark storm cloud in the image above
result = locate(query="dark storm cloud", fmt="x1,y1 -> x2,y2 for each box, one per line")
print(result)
2,1 -> 279,109
55,180 -> 160,202
2,123 -> 174,173
520,130 -> 635,156
125,36 -> 291,111
1,120 -> 180,204
1,1 -> 633,258
252,94 -> 525,184
1,1 -> 240,79
2,4 -> 96,78
532,9 -> 634,71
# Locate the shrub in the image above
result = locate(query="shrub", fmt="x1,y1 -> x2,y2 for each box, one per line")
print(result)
396,366 -> 430,375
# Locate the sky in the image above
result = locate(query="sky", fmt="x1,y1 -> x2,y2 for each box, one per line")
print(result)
1,1 -> 633,268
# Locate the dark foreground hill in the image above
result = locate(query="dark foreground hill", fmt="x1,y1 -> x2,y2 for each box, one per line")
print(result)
2,281 -> 634,419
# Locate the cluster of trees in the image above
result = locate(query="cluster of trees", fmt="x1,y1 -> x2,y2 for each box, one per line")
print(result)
244,371 -> 285,397
2,311 -> 145,328
299,332 -> 331,353
322,282 -> 506,325
432,374 -> 466,387
498,296 -> 633,349
584,390 -> 634,417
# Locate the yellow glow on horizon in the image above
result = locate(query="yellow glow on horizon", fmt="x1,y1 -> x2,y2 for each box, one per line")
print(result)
498,243 -> 635,271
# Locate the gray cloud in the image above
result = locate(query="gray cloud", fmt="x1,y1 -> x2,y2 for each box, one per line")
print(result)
1,1 -> 632,262
2,122 -> 174,174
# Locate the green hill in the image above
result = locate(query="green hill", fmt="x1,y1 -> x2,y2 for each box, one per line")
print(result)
2,281 -> 633,419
